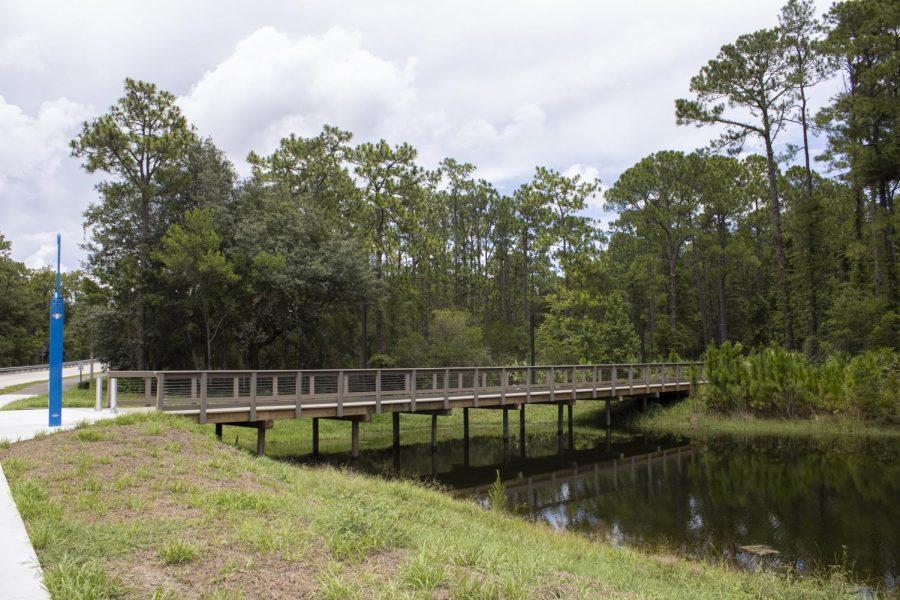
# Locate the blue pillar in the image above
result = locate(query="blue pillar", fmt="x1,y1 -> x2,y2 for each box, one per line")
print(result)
48,234 -> 64,427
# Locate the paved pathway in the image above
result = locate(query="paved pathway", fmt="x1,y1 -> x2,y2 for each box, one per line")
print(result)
0,407 -> 124,443
0,365 -> 93,391
0,464 -> 49,600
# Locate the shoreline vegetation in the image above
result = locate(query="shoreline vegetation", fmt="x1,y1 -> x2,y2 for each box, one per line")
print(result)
0,413 -> 862,598
636,396 -> 900,440
636,344 -> 899,440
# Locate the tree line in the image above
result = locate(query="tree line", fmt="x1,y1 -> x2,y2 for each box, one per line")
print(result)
0,0 -> 895,370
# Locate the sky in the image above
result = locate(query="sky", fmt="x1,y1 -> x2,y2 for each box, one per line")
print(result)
0,0 -> 838,271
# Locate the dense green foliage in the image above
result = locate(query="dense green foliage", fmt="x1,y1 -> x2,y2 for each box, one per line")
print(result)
1,0 -> 896,370
702,343 -> 898,421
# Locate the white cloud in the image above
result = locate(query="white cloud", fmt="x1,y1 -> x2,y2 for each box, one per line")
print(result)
0,95 -> 93,268
0,34 -> 45,71
179,26 -> 417,169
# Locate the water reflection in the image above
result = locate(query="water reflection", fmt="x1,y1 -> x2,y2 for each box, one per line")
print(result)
287,429 -> 899,590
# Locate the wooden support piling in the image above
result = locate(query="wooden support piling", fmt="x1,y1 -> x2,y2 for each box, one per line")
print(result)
557,404 -> 563,437
351,419 -> 360,459
502,408 -> 509,441
567,403 -> 574,447
312,418 -> 319,457
256,425 -> 266,456
605,398 -> 611,427
215,423 -> 222,440
519,405 -> 525,444
431,413 -> 438,453
392,412 -> 400,452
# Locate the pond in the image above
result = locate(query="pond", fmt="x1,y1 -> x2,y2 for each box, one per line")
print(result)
299,424 -> 899,591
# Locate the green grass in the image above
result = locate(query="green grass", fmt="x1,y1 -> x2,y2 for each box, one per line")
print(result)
1,385 -> 96,410
637,396 -> 900,439
159,540 -> 200,565
0,411 -> 861,598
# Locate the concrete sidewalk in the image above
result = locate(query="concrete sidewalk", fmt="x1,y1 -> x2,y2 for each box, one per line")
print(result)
0,464 -> 49,600
0,407 -> 123,443
0,365 -> 93,391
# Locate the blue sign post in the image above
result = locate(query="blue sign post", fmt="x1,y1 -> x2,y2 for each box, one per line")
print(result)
48,234 -> 64,427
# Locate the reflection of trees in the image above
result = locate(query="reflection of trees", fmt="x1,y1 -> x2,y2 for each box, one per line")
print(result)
542,437 -> 898,585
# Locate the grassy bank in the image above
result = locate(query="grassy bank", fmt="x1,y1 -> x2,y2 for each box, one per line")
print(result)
0,413 -> 858,599
1,385 -> 95,410
637,396 -> 900,440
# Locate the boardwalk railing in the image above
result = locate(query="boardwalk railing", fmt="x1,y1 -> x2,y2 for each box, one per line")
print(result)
105,363 -> 703,422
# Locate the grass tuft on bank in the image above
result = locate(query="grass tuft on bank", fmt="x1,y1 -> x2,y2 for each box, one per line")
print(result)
0,412 -> 861,598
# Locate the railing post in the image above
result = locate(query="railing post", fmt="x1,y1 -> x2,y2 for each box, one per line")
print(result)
110,377 -> 118,412
95,376 -> 103,411
375,370 -> 382,413
337,370 -> 345,417
432,371 -> 438,392
675,364 -> 681,392
443,368 -> 450,410
571,366 -> 577,400
501,367 -> 507,406
473,368 -> 480,408
410,369 -> 417,412
295,371 -> 303,418
592,366 -> 598,398
156,373 -> 164,411
233,376 -> 239,401
645,364 -> 650,390
610,366 -> 617,398
549,367 -> 555,402
191,376 -> 197,400
273,375 -> 279,399
310,374 -> 316,397
144,376 -> 152,407
628,365 -> 634,395
199,371 -> 208,424
250,371 -> 258,421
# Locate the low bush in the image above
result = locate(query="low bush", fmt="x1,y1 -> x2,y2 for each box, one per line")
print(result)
701,343 -> 898,422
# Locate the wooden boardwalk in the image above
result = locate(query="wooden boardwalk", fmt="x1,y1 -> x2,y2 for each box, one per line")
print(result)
101,363 -> 703,456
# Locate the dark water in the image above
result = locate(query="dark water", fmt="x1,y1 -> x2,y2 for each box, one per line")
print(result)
298,426 -> 899,591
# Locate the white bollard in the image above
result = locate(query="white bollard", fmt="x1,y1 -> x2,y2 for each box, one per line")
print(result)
95,376 -> 103,411
110,378 -> 118,412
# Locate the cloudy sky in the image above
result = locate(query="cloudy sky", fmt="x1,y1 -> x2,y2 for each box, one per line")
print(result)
0,0 -> 836,270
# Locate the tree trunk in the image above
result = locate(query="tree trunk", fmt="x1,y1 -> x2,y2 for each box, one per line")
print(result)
798,85 -> 820,336
762,128 -> 794,349
666,236 -> 678,330
374,207 -> 385,354
715,215 -> 728,344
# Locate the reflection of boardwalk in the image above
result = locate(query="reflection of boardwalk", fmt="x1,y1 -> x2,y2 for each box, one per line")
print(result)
458,445 -> 697,512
